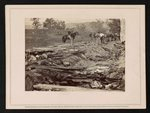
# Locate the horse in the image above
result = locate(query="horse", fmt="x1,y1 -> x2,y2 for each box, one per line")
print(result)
106,33 -> 120,41
62,31 -> 79,46
106,33 -> 114,41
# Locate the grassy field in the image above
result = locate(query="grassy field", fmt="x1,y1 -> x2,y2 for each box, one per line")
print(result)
25,30 -> 90,49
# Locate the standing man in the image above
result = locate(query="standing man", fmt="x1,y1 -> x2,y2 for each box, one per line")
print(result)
67,31 -> 73,46
95,31 -> 105,45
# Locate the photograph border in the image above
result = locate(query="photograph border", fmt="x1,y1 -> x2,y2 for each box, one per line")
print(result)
0,0 -> 149,112
6,5 -> 145,109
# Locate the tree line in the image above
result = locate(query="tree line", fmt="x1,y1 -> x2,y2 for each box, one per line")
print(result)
30,18 -> 121,35
31,18 -> 66,30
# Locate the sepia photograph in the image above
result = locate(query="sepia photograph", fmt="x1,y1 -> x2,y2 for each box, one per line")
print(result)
25,18 -> 125,92
6,5 -> 145,109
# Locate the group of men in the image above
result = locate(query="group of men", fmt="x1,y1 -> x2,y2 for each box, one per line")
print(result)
62,30 -> 120,46
89,31 -> 120,44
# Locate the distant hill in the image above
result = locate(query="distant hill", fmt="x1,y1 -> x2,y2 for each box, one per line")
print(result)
66,22 -> 91,28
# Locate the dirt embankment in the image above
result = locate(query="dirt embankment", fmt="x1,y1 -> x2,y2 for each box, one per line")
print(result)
25,41 -> 125,91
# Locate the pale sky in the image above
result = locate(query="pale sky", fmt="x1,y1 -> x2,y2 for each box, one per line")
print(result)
25,7 -> 119,25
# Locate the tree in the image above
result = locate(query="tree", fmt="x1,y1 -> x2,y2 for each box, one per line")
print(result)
56,20 -> 66,30
43,18 -> 66,31
43,18 -> 55,30
31,18 -> 41,29
108,19 -> 120,34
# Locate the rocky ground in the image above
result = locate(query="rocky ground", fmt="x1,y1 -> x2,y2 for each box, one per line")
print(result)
25,41 -> 125,91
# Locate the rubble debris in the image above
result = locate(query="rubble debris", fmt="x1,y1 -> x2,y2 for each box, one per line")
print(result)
90,81 -> 103,89
63,61 -> 70,66
28,55 -> 37,62
33,84 -> 100,91
25,41 -> 125,91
